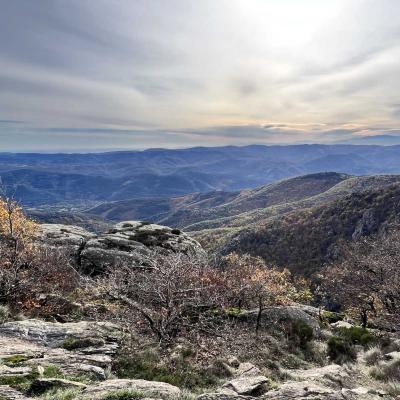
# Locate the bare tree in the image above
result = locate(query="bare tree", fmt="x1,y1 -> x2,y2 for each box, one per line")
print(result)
103,251 -> 221,344
319,230 -> 400,328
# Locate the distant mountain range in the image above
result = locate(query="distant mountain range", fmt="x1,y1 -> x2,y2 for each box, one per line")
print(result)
3,144 -> 400,206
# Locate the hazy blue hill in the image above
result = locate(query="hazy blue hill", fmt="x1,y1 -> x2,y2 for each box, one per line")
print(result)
2,144 -> 400,205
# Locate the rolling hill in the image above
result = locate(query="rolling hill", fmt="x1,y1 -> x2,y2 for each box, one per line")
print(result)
3,144 -> 400,206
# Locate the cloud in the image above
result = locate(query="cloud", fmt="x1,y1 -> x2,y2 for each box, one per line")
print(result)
0,0 -> 400,150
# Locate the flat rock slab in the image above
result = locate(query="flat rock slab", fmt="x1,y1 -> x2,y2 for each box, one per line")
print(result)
197,394 -> 253,400
81,378 -> 181,399
262,381 -> 342,400
0,319 -> 120,346
223,375 -> 268,395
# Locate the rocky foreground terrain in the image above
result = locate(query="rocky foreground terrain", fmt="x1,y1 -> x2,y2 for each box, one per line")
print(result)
0,317 -> 398,400
0,220 -> 399,399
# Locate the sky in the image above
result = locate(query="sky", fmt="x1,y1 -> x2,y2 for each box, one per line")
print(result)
1,0 -> 400,151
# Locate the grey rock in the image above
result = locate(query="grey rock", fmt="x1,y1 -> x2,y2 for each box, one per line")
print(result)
0,365 -> 32,377
352,209 -> 377,240
223,375 -> 268,395
0,385 -> 31,400
81,378 -> 181,399
233,362 -> 262,378
39,221 -> 206,274
0,319 -> 120,347
0,320 -> 120,381
331,321 -> 353,330
261,381 -> 342,399
197,394 -> 251,400
238,305 -> 320,334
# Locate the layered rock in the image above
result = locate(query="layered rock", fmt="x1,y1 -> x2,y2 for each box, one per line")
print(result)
39,221 -> 206,274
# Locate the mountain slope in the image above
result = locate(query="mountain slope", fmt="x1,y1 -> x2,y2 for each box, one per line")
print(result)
89,172 -> 350,226
218,183 -> 400,276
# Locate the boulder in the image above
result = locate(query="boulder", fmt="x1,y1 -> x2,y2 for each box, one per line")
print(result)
238,305 -> 320,334
223,375 -> 268,395
81,378 -> 181,399
331,321 -> 353,330
262,381 -> 342,399
286,364 -> 352,389
233,362 -> 262,378
39,221 -> 206,274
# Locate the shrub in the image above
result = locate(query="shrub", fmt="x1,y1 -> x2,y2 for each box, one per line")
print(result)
338,326 -> 375,347
287,320 -> 314,349
113,348 -> 219,390
0,304 -> 10,323
327,336 -> 356,364
370,360 -> 400,382
364,346 -> 383,366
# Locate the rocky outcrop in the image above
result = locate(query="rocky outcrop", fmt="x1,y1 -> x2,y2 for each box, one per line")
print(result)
0,320 -> 119,380
237,305 -> 321,334
0,319 -> 120,347
39,221 -> 206,274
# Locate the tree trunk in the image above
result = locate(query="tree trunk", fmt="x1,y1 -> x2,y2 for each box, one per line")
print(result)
256,297 -> 263,333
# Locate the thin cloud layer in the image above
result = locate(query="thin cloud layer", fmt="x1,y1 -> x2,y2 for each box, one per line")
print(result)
0,0 -> 400,150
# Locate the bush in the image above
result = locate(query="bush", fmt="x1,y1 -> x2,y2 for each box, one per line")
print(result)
370,360 -> 400,382
364,346 -> 383,366
113,348 -> 219,390
287,321 -> 314,349
0,304 -> 10,323
327,336 -> 356,364
338,326 -> 375,347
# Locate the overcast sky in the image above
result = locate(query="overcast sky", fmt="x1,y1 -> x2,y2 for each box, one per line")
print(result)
1,0 -> 400,151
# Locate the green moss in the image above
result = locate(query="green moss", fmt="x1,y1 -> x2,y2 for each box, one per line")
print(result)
321,311 -> 345,324
101,390 -> 145,400
42,365 -> 64,379
224,307 -> 241,317
2,354 -> 29,367
61,337 -> 105,351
